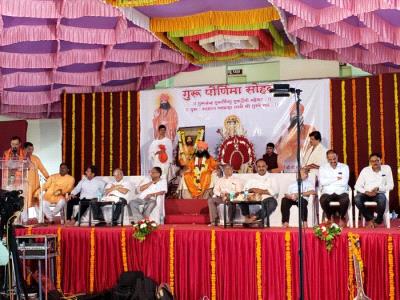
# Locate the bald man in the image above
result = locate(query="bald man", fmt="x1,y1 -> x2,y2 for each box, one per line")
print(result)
275,103 -> 316,172
102,168 -> 132,225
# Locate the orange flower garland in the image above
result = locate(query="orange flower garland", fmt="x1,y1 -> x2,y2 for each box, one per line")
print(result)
379,75 -> 385,163
26,226 -> 32,235
210,229 -> 216,300
255,231 -> 262,300
366,77 -> 372,155
136,93 -> 141,175
56,226 -> 62,290
341,80 -> 347,164
71,94 -> 76,177
109,93 -> 114,175
119,92 -> 123,168
348,232 -> 364,299
347,233 -> 355,299
169,228 -> 175,295
121,228 -> 128,272
89,228 -> 96,293
394,74 -> 400,202
388,235 -> 395,300
127,91 -> 131,175
92,93 -> 96,165
81,94 -> 85,176
101,92 -> 105,175
351,79 -> 359,176
63,91 -> 67,162
285,231 -> 292,300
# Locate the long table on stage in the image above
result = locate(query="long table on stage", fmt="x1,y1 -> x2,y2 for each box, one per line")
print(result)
16,225 -> 400,300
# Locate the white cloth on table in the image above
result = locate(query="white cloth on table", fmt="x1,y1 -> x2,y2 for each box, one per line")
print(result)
355,165 -> 394,193
319,162 -> 350,195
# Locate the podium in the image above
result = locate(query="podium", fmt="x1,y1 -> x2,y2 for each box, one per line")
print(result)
0,159 -> 29,222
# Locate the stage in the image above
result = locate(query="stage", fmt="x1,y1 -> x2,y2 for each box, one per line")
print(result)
15,224 -> 400,300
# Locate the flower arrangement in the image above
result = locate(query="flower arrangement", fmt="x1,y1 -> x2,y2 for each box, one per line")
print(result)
133,219 -> 158,242
313,223 -> 342,251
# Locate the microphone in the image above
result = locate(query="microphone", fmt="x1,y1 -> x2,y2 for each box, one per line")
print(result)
12,147 -> 17,155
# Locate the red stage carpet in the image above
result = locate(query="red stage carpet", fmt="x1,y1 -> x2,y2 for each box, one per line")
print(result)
16,225 -> 400,300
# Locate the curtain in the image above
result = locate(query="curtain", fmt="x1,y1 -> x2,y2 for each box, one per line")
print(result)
61,91 -> 140,181
331,73 -> 400,211
0,120 -> 27,154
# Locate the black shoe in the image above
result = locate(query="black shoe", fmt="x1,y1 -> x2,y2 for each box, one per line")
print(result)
95,221 -> 107,227
374,217 -> 383,225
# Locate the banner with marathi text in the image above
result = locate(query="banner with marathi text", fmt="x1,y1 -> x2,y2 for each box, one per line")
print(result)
139,79 -> 330,174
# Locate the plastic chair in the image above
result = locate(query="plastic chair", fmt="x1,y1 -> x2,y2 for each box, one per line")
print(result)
318,187 -> 354,227
354,191 -> 390,228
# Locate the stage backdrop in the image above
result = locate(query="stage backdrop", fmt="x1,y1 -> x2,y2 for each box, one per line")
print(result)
62,91 -> 140,181
331,73 -> 400,211
0,120 -> 27,154
139,79 -> 331,174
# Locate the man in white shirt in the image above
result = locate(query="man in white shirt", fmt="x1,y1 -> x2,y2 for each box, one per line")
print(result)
239,159 -> 278,225
66,165 -> 106,225
281,168 -> 316,228
355,152 -> 394,228
148,125 -> 173,181
319,150 -> 350,227
208,164 -> 243,226
302,131 -> 327,176
130,167 -> 167,223
102,168 -> 132,225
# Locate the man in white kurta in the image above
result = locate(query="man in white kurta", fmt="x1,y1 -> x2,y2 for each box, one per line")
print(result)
102,168 -> 132,225
355,152 -> 394,228
148,124 -> 173,181
301,131 -> 327,177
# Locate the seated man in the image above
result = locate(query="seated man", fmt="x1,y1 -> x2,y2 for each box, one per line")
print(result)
130,167 -> 167,223
102,168 -> 132,225
35,163 -> 75,223
183,141 -> 218,199
281,168 -> 315,228
319,150 -> 350,227
208,164 -> 243,226
239,159 -> 278,224
355,152 -> 394,228
66,165 -> 106,225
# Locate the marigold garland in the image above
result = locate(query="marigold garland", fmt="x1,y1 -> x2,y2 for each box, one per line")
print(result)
121,228 -> 128,272
56,226 -> 62,290
351,79 -> 359,176
26,226 -> 32,235
136,94 -> 141,175
366,77 -> 372,155
109,93 -> 113,175
100,92 -> 105,175
388,235 -> 395,300
106,0 -> 179,7
210,229 -> 216,300
341,80 -> 347,164
169,228 -> 175,295
394,74 -> 400,202
71,94 -> 76,177
92,93 -> 96,165
285,231 -> 292,300
379,75 -> 385,163
330,81 -> 334,148
255,232 -> 262,300
81,94 -> 85,176
127,91 -> 131,175
62,91 -> 67,162
348,232 -> 364,299
89,228 -> 96,293
119,92 -> 123,168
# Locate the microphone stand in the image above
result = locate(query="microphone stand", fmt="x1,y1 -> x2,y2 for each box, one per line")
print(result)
295,89 -> 304,300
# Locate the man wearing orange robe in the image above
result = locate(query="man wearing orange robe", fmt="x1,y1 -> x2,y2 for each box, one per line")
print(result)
23,142 -> 49,208
35,163 -> 75,223
183,141 -> 218,198
275,103 -> 316,172
2,136 -> 25,189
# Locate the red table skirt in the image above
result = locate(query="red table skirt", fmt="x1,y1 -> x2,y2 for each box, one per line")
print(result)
15,225 -> 400,300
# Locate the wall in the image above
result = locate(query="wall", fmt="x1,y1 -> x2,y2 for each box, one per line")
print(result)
0,116 -> 62,175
